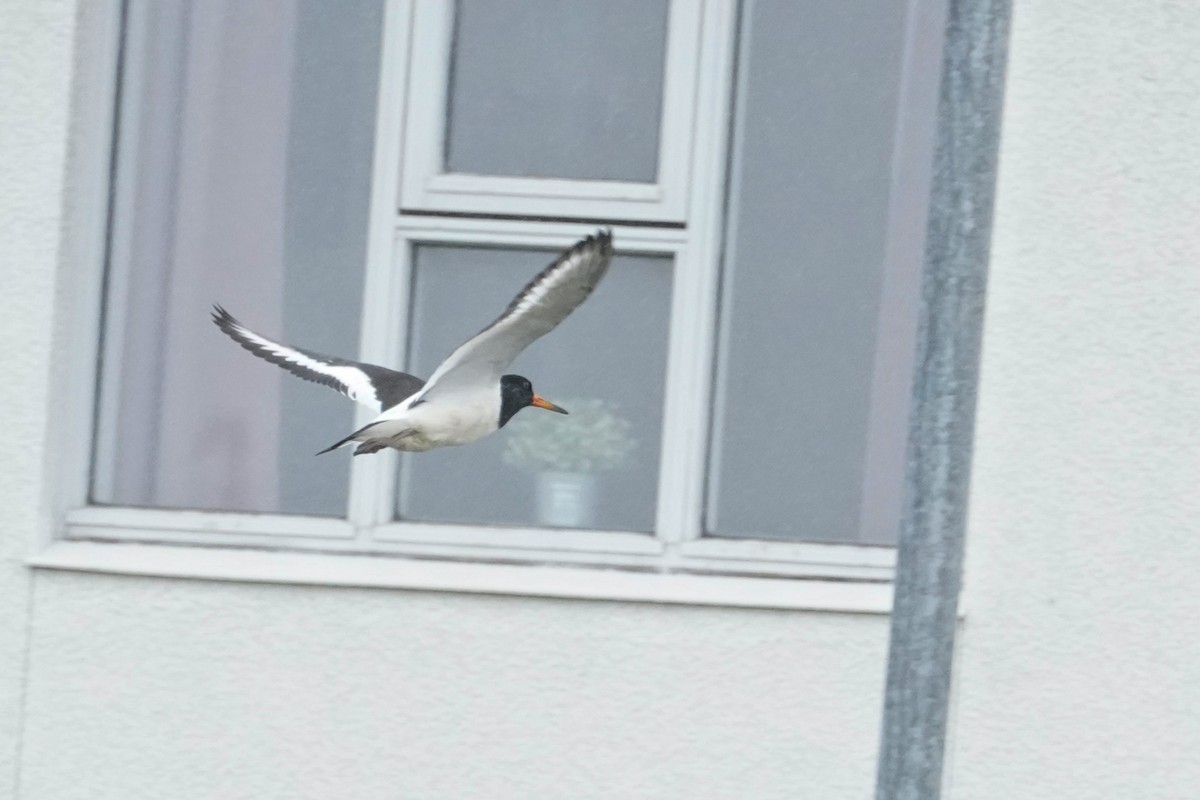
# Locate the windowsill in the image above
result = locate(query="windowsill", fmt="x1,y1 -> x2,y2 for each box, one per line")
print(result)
28,540 -> 893,614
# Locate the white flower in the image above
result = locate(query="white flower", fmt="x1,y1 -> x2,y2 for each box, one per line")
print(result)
503,398 -> 637,473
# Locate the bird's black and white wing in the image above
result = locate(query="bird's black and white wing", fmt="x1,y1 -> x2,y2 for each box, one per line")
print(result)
417,230 -> 614,400
211,305 -> 425,412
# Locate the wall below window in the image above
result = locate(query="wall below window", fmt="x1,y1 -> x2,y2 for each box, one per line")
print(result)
19,572 -> 889,799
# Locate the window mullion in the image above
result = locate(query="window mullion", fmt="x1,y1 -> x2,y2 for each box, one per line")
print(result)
656,0 -> 705,220
652,0 -> 739,548
346,0 -> 414,533
346,237 -> 410,531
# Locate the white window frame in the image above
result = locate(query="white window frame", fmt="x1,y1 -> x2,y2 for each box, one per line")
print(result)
398,0 -> 702,222
38,0 -> 928,612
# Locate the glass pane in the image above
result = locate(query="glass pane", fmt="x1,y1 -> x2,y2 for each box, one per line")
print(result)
444,0 -> 668,182
397,245 -> 672,532
91,0 -> 383,515
705,0 -> 942,543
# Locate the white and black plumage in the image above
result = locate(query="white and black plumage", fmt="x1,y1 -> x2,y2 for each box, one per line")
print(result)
213,229 -> 613,456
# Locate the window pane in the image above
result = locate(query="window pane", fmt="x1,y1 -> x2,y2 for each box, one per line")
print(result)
705,0 -> 942,543
443,0 -> 668,182
91,0 -> 383,515
397,245 -> 671,532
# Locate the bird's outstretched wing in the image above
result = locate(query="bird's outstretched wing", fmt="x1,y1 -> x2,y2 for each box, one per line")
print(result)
211,305 -> 425,412
417,230 -> 614,400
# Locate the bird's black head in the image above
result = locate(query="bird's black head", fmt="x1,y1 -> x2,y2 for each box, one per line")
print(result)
498,374 -> 569,427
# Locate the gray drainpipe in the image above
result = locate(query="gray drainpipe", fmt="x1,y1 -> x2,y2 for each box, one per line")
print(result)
875,1 -> 1012,798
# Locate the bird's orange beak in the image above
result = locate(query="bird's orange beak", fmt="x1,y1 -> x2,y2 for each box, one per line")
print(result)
531,395 -> 569,414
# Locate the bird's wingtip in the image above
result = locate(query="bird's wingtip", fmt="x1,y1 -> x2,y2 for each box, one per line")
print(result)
587,228 -> 614,256
211,304 -> 249,334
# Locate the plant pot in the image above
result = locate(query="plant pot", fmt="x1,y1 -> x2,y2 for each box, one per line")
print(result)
535,471 -> 599,529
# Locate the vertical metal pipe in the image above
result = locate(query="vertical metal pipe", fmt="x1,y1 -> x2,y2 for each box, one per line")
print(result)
875,1 -> 1011,798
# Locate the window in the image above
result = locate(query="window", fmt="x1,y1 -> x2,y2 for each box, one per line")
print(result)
67,0 -> 948,590
92,0 -> 379,519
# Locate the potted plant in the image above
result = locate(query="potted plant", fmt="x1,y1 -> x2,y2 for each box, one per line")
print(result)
503,397 -> 637,528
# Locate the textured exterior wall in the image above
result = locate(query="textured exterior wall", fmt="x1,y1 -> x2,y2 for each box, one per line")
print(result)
19,573 -> 888,800
0,1 -> 75,795
950,0 -> 1200,797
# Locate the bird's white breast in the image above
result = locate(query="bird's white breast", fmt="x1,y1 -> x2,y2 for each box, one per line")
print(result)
370,387 -> 500,451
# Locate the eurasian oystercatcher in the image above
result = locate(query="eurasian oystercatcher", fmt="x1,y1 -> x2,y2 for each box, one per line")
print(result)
213,230 -> 613,456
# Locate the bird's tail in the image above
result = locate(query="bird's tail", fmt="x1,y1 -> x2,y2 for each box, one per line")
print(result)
315,421 -> 384,456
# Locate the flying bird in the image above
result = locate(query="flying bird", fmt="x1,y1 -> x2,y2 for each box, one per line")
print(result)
213,230 -> 613,456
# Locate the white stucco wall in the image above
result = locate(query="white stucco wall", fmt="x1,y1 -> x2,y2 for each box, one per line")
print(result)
18,574 -> 889,799
3,0 -> 1199,798
0,0 -> 76,795
950,1 -> 1200,797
